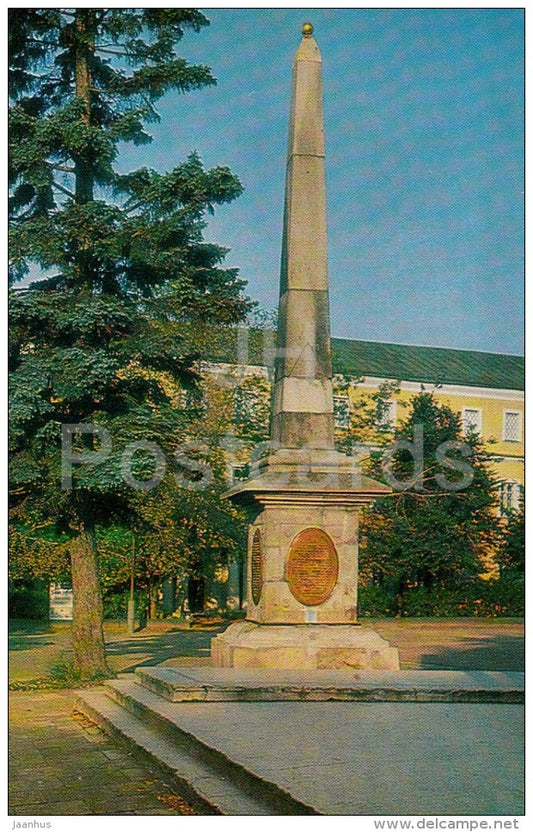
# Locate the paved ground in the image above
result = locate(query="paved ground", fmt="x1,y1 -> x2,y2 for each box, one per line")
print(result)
9,617 -> 525,683
8,620 -> 217,683
8,622 -> 217,816
8,617 -> 525,816
8,689 -> 212,816
369,617 -> 525,671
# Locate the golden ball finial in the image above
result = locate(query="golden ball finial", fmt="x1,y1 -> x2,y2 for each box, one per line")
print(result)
301,22 -> 314,37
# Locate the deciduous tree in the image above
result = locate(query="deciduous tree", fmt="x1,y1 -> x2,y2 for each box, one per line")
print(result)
359,393 -> 503,614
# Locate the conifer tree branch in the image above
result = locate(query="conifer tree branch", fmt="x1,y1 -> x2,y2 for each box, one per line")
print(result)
94,46 -> 128,56
52,179 -> 75,199
26,37 -> 61,48
51,163 -> 75,173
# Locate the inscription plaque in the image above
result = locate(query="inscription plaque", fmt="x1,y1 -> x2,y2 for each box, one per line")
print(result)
251,528 -> 263,606
287,528 -> 338,606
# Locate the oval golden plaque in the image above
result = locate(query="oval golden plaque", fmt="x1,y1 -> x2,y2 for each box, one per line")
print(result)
251,528 -> 263,606
287,528 -> 338,606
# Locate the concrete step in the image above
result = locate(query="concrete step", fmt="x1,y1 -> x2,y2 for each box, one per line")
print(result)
77,681 -> 524,815
76,681 -> 318,816
134,665 -> 525,703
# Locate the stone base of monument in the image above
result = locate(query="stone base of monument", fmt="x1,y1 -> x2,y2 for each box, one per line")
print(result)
210,620 -> 400,670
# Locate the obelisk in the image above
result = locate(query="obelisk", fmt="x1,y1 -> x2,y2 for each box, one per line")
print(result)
271,21 -> 334,453
211,24 -> 399,670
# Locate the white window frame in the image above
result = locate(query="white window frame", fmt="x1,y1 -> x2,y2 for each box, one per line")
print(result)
499,479 -> 523,513
333,394 -> 351,429
376,399 -> 397,429
462,407 -> 482,436
502,410 -> 522,443
226,460 -> 249,485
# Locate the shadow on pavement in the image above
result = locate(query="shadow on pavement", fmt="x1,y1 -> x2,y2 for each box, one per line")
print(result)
8,636 -> 55,651
419,635 -> 524,671
104,627 -> 226,671
9,620 -> 52,635
8,618 -> 526,677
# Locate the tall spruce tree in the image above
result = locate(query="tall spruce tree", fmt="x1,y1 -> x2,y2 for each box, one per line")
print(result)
9,8 -> 249,678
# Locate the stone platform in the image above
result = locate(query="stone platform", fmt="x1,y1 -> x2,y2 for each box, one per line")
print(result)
76,668 -> 525,815
135,666 -> 524,703
211,621 -> 400,670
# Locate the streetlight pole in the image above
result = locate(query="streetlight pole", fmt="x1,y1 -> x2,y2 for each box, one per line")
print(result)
127,532 -> 136,634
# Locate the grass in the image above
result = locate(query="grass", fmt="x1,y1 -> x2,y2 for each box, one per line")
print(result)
9,653 -> 114,691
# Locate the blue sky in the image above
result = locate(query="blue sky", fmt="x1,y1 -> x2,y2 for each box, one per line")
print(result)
120,8 -> 524,356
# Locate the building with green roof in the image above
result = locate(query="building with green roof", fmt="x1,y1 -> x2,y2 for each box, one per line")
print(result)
205,329 -> 524,511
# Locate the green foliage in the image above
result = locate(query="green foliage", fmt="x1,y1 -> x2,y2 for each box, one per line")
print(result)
48,655 -> 86,687
9,504 -> 71,582
357,584 -> 397,617
8,653 -> 115,691
102,590 -> 148,621
9,9 -> 250,660
9,6 -> 249,516
132,478 -> 248,600
359,579 -> 524,618
233,375 -> 272,446
334,379 -> 401,455
500,496 -> 525,574
48,653 -> 112,687
476,575 -> 524,617
360,393 -> 504,614
8,580 -> 50,620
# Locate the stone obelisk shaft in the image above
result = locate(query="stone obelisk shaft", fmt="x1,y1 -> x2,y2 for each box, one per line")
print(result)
271,28 -> 335,451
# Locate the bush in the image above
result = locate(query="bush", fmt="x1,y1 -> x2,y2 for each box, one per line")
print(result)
399,586 -> 478,617
358,584 -> 397,617
477,574 -> 524,616
358,578 -> 525,618
9,580 -> 49,620
103,590 -> 148,620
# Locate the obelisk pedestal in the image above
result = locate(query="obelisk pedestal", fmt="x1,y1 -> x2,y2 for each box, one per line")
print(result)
211,24 -> 399,671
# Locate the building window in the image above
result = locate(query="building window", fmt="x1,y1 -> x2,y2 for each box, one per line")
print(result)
503,410 -> 522,442
462,407 -> 482,436
227,461 -> 249,484
376,399 -> 397,430
333,395 -> 351,429
499,480 -> 523,513
234,387 -> 251,423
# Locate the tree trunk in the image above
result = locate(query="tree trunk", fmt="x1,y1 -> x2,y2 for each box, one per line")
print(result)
148,575 -> 158,619
162,576 -> 176,616
188,574 -> 205,614
67,10 -> 108,680
70,518 -> 109,680
74,9 -> 94,204
238,553 -> 245,610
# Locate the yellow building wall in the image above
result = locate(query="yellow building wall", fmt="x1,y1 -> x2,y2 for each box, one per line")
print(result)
436,391 -> 523,487
349,380 -> 524,490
